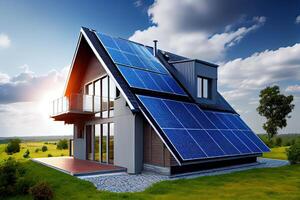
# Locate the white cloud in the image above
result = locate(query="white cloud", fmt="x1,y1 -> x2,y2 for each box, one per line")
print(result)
0,33 -> 11,48
295,15 -> 300,24
0,102 -> 72,137
129,0 -> 266,62
0,65 -> 71,137
0,66 -> 69,103
219,43 -> 300,101
286,84 -> 300,92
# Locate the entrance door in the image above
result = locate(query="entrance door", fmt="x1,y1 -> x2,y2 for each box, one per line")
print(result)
86,125 -> 93,160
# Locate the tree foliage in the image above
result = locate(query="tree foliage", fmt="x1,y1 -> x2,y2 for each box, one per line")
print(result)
257,85 -> 294,140
5,139 -> 21,154
56,139 -> 68,150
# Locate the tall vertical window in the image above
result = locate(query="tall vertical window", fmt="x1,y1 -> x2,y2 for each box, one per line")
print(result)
109,79 -> 116,117
108,123 -> 114,164
197,77 -> 210,99
101,123 -> 108,163
94,124 -> 100,161
101,77 -> 109,118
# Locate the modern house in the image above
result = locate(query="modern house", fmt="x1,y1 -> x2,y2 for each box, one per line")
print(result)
51,27 -> 269,175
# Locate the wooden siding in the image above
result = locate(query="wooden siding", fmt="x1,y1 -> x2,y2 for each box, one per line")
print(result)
143,121 -> 176,167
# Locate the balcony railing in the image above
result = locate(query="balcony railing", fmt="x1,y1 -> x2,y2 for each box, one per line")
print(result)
50,93 -> 100,116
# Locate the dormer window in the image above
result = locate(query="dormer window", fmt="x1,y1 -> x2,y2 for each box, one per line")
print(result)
197,76 -> 210,99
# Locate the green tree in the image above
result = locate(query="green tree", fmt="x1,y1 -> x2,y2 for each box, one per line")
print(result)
257,85 -> 294,141
56,139 -> 68,150
5,139 -> 21,154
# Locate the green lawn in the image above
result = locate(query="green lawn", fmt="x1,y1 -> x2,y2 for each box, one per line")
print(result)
5,161 -> 300,200
2,144 -> 299,200
263,146 -> 289,160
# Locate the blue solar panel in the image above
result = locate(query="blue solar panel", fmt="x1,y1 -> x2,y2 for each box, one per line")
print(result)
232,130 -> 262,153
117,65 -> 145,88
215,113 -> 237,129
188,130 -> 224,157
163,129 -> 207,160
97,33 -> 186,96
184,104 -> 216,129
137,95 -> 270,161
138,95 -> 183,129
243,130 -> 270,152
116,65 -> 186,96
97,33 -> 169,74
206,130 -> 240,155
204,111 -> 228,129
163,99 -> 200,129
222,130 -> 252,154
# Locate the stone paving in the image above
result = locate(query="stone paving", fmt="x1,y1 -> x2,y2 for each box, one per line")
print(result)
79,158 -> 289,193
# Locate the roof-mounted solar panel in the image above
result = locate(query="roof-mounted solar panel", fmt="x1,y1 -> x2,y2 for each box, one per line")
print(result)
96,33 -> 187,96
137,95 -> 270,161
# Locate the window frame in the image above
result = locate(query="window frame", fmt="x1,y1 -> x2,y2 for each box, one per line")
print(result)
84,75 -> 117,118
197,76 -> 210,99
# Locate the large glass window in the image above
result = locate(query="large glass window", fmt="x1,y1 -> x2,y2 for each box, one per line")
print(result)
101,123 -> 108,163
86,83 -> 94,95
197,77 -> 210,99
101,77 -> 109,118
85,76 -> 117,118
94,80 -> 101,114
94,124 -> 100,161
109,123 -> 114,164
109,79 -> 116,117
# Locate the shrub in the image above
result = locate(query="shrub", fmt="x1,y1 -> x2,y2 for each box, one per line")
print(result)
275,137 -> 282,147
56,139 -> 68,150
30,182 -> 54,200
265,139 -> 274,148
23,149 -> 30,158
287,141 -> 300,164
291,139 -> 296,145
60,153 -> 64,156
5,139 -> 21,154
0,158 -> 25,196
47,154 -> 53,157
44,142 -> 48,145
35,148 -> 40,153
15,177 -> 35,195
41,146 -> 48,152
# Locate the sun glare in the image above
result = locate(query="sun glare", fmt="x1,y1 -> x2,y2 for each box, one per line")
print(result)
38,89 -> 62,117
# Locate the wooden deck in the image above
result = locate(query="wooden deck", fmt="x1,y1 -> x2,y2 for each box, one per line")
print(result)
32,157 -> 126,176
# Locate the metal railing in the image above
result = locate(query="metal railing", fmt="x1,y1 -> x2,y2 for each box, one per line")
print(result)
50,93 -> 100,116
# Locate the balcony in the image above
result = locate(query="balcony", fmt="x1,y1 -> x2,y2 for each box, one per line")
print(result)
50,94 -> 100,123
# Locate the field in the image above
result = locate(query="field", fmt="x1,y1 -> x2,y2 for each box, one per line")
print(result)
0,141 -> 69,163
1,141 -> 300,200
263,146 -> 289,160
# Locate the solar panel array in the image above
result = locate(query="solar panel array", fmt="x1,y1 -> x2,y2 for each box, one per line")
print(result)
137,95 -> 270,161
97,33 -> 187,96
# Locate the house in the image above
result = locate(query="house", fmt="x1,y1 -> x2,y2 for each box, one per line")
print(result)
51,27 -> 269,175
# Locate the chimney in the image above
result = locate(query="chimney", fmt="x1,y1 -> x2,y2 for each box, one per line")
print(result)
153,40 -> 158,57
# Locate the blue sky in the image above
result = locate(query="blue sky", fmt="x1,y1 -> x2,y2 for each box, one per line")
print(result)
0,0 -> 299,136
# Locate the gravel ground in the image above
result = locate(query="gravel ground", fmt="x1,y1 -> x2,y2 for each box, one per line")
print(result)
79,158 -> 289,193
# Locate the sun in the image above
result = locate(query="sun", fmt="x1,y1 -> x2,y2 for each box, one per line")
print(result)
37,89 -> 63,117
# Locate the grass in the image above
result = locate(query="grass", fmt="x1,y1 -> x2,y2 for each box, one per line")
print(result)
5,161 -> 300,200
1,143 -> 299,200
263,146 -> 289,160
0,141 -> 68,163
